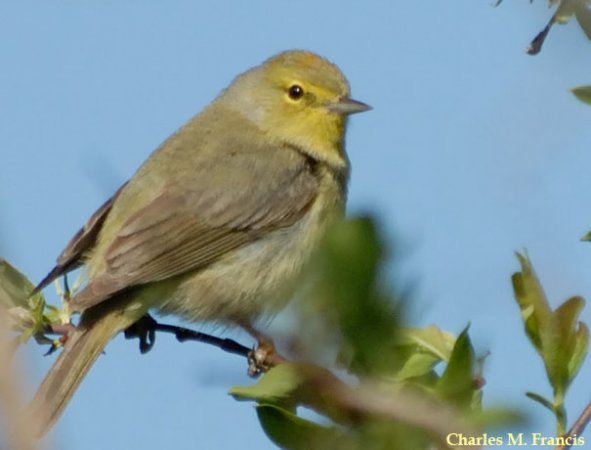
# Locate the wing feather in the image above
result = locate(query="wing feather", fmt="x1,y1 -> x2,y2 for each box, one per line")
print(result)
70,148 -> 318,311
33,183 -> 128,293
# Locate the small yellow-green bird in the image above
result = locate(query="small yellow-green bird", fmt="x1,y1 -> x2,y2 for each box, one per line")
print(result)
29,50 -> 370,436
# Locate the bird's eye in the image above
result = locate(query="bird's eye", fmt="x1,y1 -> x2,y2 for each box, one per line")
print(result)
288,84 -> 304,100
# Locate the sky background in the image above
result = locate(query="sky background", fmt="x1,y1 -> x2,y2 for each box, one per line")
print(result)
2,1 -> 591,449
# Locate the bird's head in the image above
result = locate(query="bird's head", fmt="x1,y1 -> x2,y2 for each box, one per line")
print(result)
221,50 -> 370,169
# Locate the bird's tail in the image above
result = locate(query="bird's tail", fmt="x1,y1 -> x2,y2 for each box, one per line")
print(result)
28,302 -> 143,438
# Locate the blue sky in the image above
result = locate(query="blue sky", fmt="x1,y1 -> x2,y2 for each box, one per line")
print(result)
2,1 -> 591,449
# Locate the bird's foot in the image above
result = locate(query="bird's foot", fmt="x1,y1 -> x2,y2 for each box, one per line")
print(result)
244,330 -> 285,377
124,314 -> 157,354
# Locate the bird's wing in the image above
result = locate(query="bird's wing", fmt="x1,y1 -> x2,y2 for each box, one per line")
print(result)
34,183 -> 128,293
70,147 -> 319,311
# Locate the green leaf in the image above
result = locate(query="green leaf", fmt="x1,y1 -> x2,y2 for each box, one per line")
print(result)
572,86 -> 591,105
569,322 -> 589,381
393,353 -> 440,382
526,390 -> 566,434
512,254 -> 589,432
0,259 -> 36,308
390,326 -> 459,384
581,230 -> 591,241
312,217 -> 400,376
398,326 -> 456,362
541,301 -> 573,397
546,296 -> 588,394
0,259 -> 50,341
435,326 -> 476,408
256,405 -> 354,450
511,253 -> 552,354
575,2 -> 591,40
525,392 -> 555,414
229,363 -> 304,407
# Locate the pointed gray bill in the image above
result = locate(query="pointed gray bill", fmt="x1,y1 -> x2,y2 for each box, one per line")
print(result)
327,97 -> 372,115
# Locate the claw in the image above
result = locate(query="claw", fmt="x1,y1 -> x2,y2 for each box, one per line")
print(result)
246,337 -> 283,377
124,314 -> 157,354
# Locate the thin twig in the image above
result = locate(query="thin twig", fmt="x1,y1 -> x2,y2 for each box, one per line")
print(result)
555,401 -> 591,450
526,10 -> 558,55
122,315 -> 285,376
41,315 -> 488,447
45,316 -> 252,358
137,320 -> 285,376
153,323 -> 251,358
124,320 -> 479,447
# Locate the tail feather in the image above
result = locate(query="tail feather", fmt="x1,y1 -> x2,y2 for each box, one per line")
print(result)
29,305 -> 140,437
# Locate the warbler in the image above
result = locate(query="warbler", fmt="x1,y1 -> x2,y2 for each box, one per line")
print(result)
29,50 -> 370,436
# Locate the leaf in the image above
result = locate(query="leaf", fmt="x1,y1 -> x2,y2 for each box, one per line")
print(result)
545,296 -> 588,394
311,217 -> 400,376
256,405 -> 355,450
511,253 -> 552,354
0,259 -> 36,308
0,259 -> 50,341
393,353 -> 440,382
435,326 -> 476,408
526,392 -> 555,414
512,254 -> 589,428
499,0 -> 591,54
569,322 -> 589,380
229,363 -> 304,407
541,298 -> 577,396
392,326 -> 458,383
572,86 -> 591,105
575,1 -> 591,39
398,326 -> 456,362
581,229 -> 591,241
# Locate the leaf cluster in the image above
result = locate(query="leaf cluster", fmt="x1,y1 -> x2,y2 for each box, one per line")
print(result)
0,259 -> 73,349
511,253 -> 589,435
496,0 -> 591,54
230,218 -> 502,450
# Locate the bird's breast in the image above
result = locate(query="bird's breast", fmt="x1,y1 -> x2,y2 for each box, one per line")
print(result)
156,173 -> 345,325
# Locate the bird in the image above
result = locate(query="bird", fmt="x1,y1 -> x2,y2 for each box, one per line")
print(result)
28,49 -> 370,437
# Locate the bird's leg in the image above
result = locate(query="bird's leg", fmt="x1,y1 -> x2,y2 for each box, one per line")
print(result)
124,314 -> 157,354
123,315 -> 252,359
123,315 -> 285,375
239,323 -> 285,377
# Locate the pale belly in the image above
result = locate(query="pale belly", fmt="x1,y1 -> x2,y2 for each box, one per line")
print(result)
154,194 -> 340,324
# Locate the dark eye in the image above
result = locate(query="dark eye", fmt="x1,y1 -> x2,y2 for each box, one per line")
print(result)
288,84 -> 304,100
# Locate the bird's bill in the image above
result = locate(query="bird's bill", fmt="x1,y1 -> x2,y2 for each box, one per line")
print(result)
326,97 -> 372,115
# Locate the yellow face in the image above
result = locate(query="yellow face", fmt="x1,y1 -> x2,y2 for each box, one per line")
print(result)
223,51 -> 369,169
